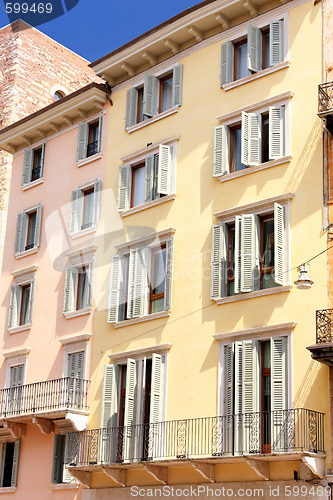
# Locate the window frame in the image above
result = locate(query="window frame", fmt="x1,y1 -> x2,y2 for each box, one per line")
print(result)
8,267 -> 37,333
76,113 -> 103,164
69,179 -> 101,237
21,143 -> 45,187
14,203 -> 42,258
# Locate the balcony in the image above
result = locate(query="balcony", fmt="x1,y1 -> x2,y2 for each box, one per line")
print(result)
318,82 -> 333,134
307,309 -> 333,365
65,409 -> 325,488
0,377 -> 90,438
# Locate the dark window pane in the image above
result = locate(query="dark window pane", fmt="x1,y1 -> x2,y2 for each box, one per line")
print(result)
263,31 -> 270,70
235,42 -> 250,80
262,116 -> 269,163
262,218 -> 274,268
231,128 -> 247,172
160,77 -> 173,112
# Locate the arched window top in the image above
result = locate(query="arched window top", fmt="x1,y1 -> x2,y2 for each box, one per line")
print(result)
54,91 -> 65,101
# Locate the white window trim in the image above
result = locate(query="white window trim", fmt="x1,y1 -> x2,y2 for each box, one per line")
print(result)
5,352 -> 29,388
213,193 -> 294,220
11,265 -> 37,283
121,194 -> 176,218
120,135 -> 180,164
21,177 -> 44,191
223,60 -> 290,91
77,152 -> 103,168
115,228 -> 175,253
127,107 -> 179,134
108,343 -> 172,363
8,324 -> 32,335
0,487 -> 16,493
114,310 -> 171,329
62,338 -> 89,379
69,179 -> 101,238
51,483 -> 79,490
215,285 -> 292,305
15,203 -> 42,258
63,307 -> 92,320
218,156 -> 292,183
15,247 -> 39,260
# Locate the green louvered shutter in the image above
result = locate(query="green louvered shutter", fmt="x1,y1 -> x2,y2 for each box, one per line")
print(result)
14,212 -> 27,255
107,255 -> 121,323
213,125 -> 229,177
97,114 -> 103,153
69,189 -> 82,234
8,285 -> 20,328
125,87 -> 138,128
271,336 -> 288,451
172,64 -> 183,107
164,237 -> 174,311
143,74 -> 158,118
240,214 -> 260,292
123,358 -> 137,462
274,202 -> 285,286
220,41 -> 233,87
242,339 -> 260,453
144,155 -> 154,203
224,343 -> 234,455
157,145 -> 172,195
63,267 -> 74,314
52,434 -> 64,483
22,149 -> 33,185
10,440 -> 20,487
34,204 -> 42,248
76,123 -> 89,161
247,25 -> 261,73
248,113 -> 262,166
234,216 -> 242,294
117,165 -> 131,212
26,279 -> 36,325
270,20 -> 284,66
269,106 -> 285,160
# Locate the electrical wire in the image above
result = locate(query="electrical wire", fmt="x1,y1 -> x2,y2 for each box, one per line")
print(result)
286,242 -> 333,273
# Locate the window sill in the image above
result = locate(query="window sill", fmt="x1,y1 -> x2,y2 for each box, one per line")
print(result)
51,483 -> 79,490
121,194 -> 176,217
218,156 -> 292,183
215,285 -> 292,305
0,488 -> 16,493
223,61 -> 290,91
114,310 -> 170,328
63,307 -> 92,319
126,107 -> 179,134
22,177 -> 44,191
15,247 -> 39,259
70,226 -> 97,239
77,152 -> 102,168
8,324 -> 32,334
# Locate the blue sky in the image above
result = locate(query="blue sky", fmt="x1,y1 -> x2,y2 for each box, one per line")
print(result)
0,0 -> 197,62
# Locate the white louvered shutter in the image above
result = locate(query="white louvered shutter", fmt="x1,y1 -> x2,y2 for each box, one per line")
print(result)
213,126 -> 229,177
34,204 -> 42,248
92,180 -> 101,226
240,214 -> 259,293
117,164 -> 131,212
148,354 -> 164,459
270,20 -> 284,66
100,364 -> 119,463
97,114 -> 103,153
271,336 -> 288,451
157,145 -> 172,195
127,248 -> 148,319
125,87 -> 138,129
143,74 -> 158,118
224,344 -> 234,455
108,255 -> 122,324
123,358 -> 137,462
234,215 -> 242,294
234,341 -> 243,454
76,123 -> 89,161
69,189 -> 82,234
86,260 -> 94,308
274,202 -> 285,286
164,237 -> 174,311
241,112 -> 249,166
40,143 -> 45,177
248,113 -> 262,166
172,64 -> 183,107
144,155 -> 154,203
26,279 -> 36,325
63,267 -> 74,314
247,25 -> 261,73
220,41 -> 233,87
14,212 -> 26,255
242,339 -> 260,453
269,106 -> 285,160
8,285 -> 20,328
11,441 -> 20,487
210,224 -> 222,299
22,149 -> 33,185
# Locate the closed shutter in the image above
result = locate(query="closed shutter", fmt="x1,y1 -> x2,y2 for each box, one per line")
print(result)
92,180 -> 101,226
26,279 -> 36,325
242,339 -> 260,453
143,74 -> 158,118
220,41 -> 233,87
234,341 -> 243,454
8,285 -> 20,329
63,267 -> 74,314
127,248 -> 148,319
125,87 -> 138,129
269,105 -> 285,160
22,149 -> 33,185
101,364 -> 119,429
69,189 -> 82,234
40,143 -> 45,177
234,216 -> 242,294
34,204 -> 42,248
108,255 -> 122,323
164,237 -> 174,311
247,25 -> 261,73
172,64 -> 183,107
274,202 -> 285,286
117,164 -> 131,212
14,212 -> 27,255
240,214 -> 259,292
224,344 -> 234,454
144,155 -> 154,203
52,434 -> 64,483
157,145 -> 172,195
86,261 -> 94,308
97,114 -> 103,153
213,125 -> 229,177
67,352 -> 84,379
10,440 -> 20,487
248,113 -> 262,166
62,435 -> 73,483
271,336 -> 288,451
148,354 -> 164,459
76,123 -> 89,161
270,20 -> 283,66
123,358 -> 137,462
10,364 -> 24,389
241,112 -> 249,166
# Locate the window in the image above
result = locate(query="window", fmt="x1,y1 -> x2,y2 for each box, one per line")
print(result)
108,236 -> 173,324
69,180 -> 101,234
221,20 -> 284,86
52,435 -> 74,484
221,336 -> 288,454
14,204 -> 42,255
8,279 -> 36,330
76,115 -> 103,162
0,441 -> 20,488
21,144 -> 45,185
125,65 -> 183,128
100,353 -> 166,462
7,364 -> 24,416
117,145 -> 173,212
63,262 -> 94,316
53,90 -> 65,101
210,203 -> 285,299
213,106 -> 285,177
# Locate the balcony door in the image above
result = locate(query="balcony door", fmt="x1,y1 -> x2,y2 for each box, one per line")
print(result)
67,352 -> 84,409
7,365 -> 24,417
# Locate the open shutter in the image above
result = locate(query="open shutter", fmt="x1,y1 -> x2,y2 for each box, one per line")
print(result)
86,261 -> 94,307
271,336 -> 288,451
213,125 -> 229,177
117,164 -> 131,212
52,434 -> 64,483
14,212 -> 26,255
143,74 -> 158,118
63,267 -> 74,314
274,202 -> 285,286
123,359 -> 137,462
101,364 -> 119,428
224,344 -> 234,455
220,41 -> 233,87
34,204 -> 42,248
144,155 -> 154,203
147,354 -> 164,459
125,87 -> 138,129
172,64 -> 183,107
234,216 -> 242,294
269,106 -> 285,160
242,339 -> 260,453
234,342 -> 243,454
69,189 -> 82,234
76,123 -> 89,161
241,112 -> 249,166
211,223 -> 227,299
107,256 -> 121,323
40,143 -> 45,177
10,440 -> 20,487
26,279 -> 36,325
247,25 -> 261,73
157,145 -> 172,195
92,180 -> 101,226
240,214 -> 259,293
127,248 -> 148,319
248,113 -> 262,166
97,114 -> 103,153
8,285 -> 20,329
22,149 -> 33,185
270,20 -> 283,66
164,237 -> 174,311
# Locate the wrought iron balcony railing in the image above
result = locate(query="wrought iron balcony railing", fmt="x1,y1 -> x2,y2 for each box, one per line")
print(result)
87,140 -> 98,157
316,309 -> 333,343
0,377 -> 90,419
318,82 -> 333,115
65,408 -> 324,467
